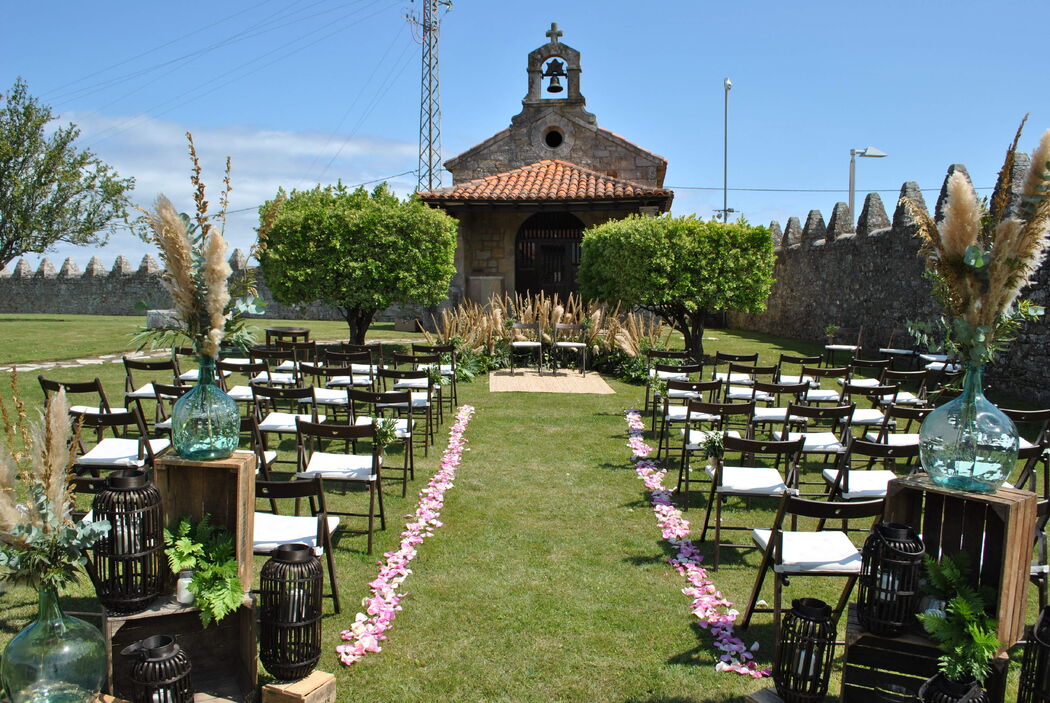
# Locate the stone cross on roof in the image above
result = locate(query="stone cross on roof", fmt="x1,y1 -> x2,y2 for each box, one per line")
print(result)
545,22 -> 562,43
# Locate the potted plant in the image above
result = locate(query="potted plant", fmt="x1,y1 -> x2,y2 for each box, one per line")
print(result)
163,515 -> 243,626
910,120 -> 1050,493
916,554 -> 1001,702
0,383 -> 112,703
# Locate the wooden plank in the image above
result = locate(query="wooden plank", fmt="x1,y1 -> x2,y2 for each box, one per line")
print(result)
959,498 -> 987,578
939,495 -> 964,559
261,672 -> 335,703
884,479 -> 922,526
922,491 -> 945,560
155,453 -> 256,592
744,688 -> 783,703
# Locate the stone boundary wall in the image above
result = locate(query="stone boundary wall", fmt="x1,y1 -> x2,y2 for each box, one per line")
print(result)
0,251 -> 437,327
728,156 -> 1050,405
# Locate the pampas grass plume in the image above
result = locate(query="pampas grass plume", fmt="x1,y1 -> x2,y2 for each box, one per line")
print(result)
939,172 -> 981,261
202,229 -> 232,357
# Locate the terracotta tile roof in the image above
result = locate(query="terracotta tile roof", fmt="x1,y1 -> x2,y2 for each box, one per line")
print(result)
418,160 -> 673,202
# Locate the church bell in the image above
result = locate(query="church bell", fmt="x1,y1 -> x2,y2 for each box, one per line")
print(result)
543,59 -> 566,93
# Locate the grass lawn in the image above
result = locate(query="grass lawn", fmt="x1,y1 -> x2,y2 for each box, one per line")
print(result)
0,321 -> 1036,701
0,314 -> 424,365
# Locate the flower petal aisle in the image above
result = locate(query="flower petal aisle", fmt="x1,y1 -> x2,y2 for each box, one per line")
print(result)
337,405 -> 476,666
624,409 -> 768,677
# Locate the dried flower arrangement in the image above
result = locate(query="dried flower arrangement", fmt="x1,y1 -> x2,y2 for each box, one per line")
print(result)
906,117 -> 1050,364
134,133 -> 263,356
0,376 -> 110,591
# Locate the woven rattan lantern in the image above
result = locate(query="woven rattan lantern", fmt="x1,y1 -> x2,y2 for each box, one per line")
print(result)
120,635 -> 193,703
1020,605 -> 1050,703
260,543 -> 323,681
91,469 -> 165,613
858,522 -> 925,636
773,598 -> 836,703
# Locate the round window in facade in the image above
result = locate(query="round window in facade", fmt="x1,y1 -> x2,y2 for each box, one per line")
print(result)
544,129 -> 564,149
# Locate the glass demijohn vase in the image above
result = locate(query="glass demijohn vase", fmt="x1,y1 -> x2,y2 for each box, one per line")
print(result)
1,587 -> 107,703
171,354 -> 239,461
919,362 -> 1019,494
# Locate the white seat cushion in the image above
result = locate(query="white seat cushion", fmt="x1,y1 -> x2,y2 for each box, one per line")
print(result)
851,408 -> 886,426
299,451 -> 378,480
682,428 -> 741,450
348,364 -> 380,375
126,383 -> 158,399
376,392 -> 430,410
665,406 -> 717,422
419,363 -> 454,375
555,341 -> 586,348
258,412 -> 326,433
919,353 -> 948,363
713,372 -> 754,385
821,468 -> 897,499
393,378 -> 429,390
156,417 -> 172,431
222,357 -> 252,366
309,388 -> 349,406
886,391 -> 923,406
179,368 -> 232,382
753,407 -> 806,424
825,344 -> 859,352
253,512 -> 341,556
777,374 -> 814,386
707,465 -> 787,496
838,377 -> 880,388
1033,562 -> 1049,575
251,372 -> 297,385
864,431 -> 920,447
275,360 -> 302,372
1020,437 -> 1036,451
926,362 -> 961,373
666,389 -> 700,400
353,416 -> 413,438
326,375 -> 374,388
227,385 -> 255,402
805,389 -> 840,402
70,405 -> 128,415
773,431 -> 846,453
879,348 -> 915,356
78,437 -> 170,467
751,528 -> 862,573
511,341 -> 541,348
726,386 -> 771,401
650,369 -> 688,381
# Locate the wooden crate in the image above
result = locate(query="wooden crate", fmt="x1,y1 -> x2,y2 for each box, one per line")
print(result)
261,672 -> 335,703
883,474 -> 1036,648
841,605 -> 1007,703
102,595 -> 257,703
744,688 -> 784,703
154,453 -> 257,591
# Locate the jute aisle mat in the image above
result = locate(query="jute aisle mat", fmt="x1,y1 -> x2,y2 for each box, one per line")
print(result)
488,369 -> 615,394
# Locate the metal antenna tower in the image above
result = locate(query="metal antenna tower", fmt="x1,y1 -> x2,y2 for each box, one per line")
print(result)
411,0 -> 451,192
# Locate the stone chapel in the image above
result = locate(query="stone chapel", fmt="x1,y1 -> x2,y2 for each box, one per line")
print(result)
418,23 -> 673,303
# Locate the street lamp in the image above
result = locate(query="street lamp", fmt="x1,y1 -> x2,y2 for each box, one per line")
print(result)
723,77 -> 732,223
849,145 -> 887,223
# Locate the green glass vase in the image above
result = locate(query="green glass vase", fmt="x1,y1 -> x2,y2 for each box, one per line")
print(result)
1,587 -> 106,703
919,362 -> 1019,494
171,354 -> 239,461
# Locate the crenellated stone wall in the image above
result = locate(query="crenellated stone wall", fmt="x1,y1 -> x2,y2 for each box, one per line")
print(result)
0,251 -> 437,325
728,157 -> 1050,405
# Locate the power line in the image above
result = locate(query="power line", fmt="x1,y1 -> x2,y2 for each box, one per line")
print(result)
669,185 -> 993,193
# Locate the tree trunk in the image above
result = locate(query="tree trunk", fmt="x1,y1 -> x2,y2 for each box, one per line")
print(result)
343,308 -> 375,345
685,310 -> 707,361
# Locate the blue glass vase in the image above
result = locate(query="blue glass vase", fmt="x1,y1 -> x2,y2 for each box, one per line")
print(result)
1,587 -> 106,703
919,362 -> 1019,494
171,354 -> 239,461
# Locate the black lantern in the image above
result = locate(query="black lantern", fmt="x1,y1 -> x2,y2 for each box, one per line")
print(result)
260,543 -> 323,681
1020,605 -> 1050,703
91,469 -> 166,613
773,598 -> 836,703
858,522 -> 925,636
874,684 -> 919,703
120,635 -> 194,703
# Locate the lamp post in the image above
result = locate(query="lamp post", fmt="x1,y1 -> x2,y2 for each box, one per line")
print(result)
723,77 -> 732,223
849,145 -> 887,223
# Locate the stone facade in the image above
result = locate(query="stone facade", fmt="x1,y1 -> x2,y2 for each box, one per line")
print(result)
728,162 -> 1050,405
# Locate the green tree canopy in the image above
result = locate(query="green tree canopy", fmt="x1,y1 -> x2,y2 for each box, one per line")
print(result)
257,183 -> 458,342
578,214 -> 776,359
0,78 -> 134,269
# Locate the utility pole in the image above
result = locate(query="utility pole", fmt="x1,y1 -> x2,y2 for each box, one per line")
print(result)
413,0 -> 451,192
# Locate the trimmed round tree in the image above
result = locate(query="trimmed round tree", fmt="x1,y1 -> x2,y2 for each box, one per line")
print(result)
578,214 -> 775,360
257,183 -> 457,343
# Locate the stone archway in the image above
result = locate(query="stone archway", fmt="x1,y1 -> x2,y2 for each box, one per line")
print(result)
515,211 -> 584,299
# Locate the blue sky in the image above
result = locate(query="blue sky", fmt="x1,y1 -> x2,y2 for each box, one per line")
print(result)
2,0 -> 1048,270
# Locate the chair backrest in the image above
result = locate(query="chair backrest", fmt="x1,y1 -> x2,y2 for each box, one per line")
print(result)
252,384 -> 317,417
785,402 -> 855,422
512,322 -> 540,338
1002,408 -> 1050,444
300,362 -> 355,382
885,328 -> 912,351
646,349 -> 692,365
377,367 -> 428,381
829,326 -> 863,347
554,323 -> 584,340
72,408 -> 148,434
883,369 -> 930,391
348,389 -> 412,419
686,399 -> 754,435
655,362 -> 702,377
338,343 -> 380,362
801,365 -> 849,381
719,434 -> 805,475
728,362 -> 776,379
39,376 -> 113,412
752,380 -> 809,405
665,379 -> 722,402
217,358 -> 267,374
324,349 -> 374,368
714,351 -> 759,366
848,358 -> 891,378
296,419 -> 378,476
256,475 -> 327,514
412,343 -> 454,355
777,353 -> 821,368
840,383 -> 899,406
777,493 -> 883,523
842,436 -> 920,463
153,382 -> 191,406
122,357 -> 177,392
276,339 -> 317,357
237,415 -> 271,479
